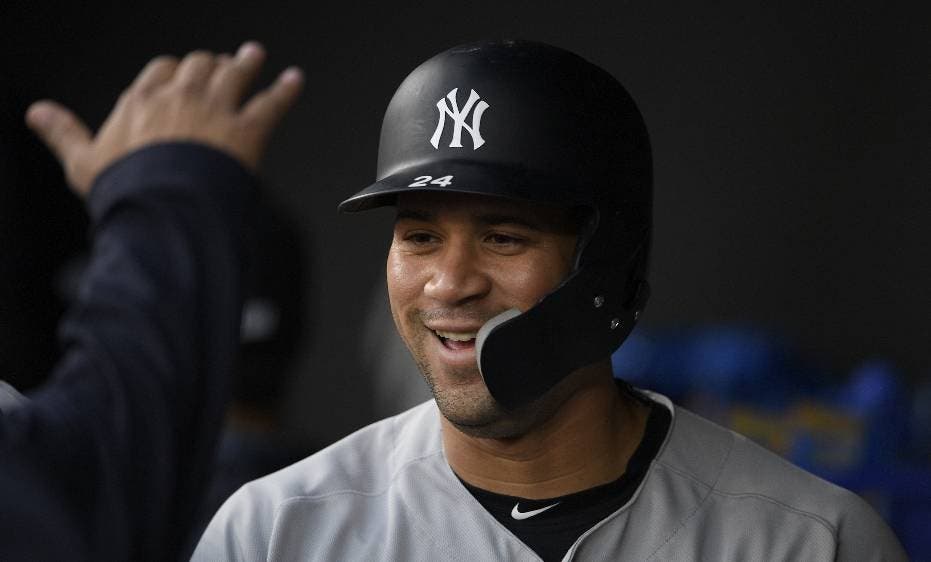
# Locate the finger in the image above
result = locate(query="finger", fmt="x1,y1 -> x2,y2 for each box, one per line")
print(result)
131,55 -> 179,96
240,67 -> 304,140
209,41 -> 266,106
172,50 -> 216,92
25,100 -> 93,166
208,53 -> 233,90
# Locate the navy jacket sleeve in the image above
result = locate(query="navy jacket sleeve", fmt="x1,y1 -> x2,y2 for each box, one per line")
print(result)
0,142 -> 255,561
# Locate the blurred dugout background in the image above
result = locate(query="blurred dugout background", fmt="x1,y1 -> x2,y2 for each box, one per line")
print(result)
1,1 -> 928,558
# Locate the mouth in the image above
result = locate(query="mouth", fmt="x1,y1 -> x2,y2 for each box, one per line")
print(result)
432,328 -> 478,352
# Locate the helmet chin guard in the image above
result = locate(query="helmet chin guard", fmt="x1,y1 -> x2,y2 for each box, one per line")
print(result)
476,246 -> 650,411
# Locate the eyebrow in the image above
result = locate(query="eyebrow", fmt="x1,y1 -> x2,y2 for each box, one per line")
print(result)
395,208 -> 433,223
475,213 -> 543,231
394,208 -> 544,231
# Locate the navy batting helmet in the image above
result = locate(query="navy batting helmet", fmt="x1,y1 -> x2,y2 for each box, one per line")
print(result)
339,39 -> 652,410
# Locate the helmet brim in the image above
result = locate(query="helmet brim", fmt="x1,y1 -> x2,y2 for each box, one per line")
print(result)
338,159 -> 594,213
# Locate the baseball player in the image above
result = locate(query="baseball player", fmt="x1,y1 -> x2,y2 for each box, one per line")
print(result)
193,40 -> 906,561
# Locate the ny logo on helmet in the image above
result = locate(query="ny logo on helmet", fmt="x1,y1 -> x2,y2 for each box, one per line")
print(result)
430,88 -> 489,150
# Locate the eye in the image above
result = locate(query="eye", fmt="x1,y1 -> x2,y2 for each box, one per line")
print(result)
397,230 -> 441,251
486,233 -> 520,245
406,231 -> 437,245
484,232 -> 527,254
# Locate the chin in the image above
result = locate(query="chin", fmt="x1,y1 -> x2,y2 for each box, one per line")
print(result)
443,375 -> 581,440
411,345 -> 558,439
425,378 -> 506,435
432,387 -> 535,439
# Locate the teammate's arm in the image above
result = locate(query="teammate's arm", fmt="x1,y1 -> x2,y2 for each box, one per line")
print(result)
0,43 -> 302,561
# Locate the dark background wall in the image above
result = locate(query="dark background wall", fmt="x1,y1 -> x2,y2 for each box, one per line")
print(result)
2,1 -> 928,446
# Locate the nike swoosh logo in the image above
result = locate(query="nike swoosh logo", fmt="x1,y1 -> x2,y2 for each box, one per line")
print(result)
510,502 -> 560,520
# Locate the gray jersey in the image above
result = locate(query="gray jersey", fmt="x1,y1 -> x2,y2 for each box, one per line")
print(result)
192,393 -> 906,561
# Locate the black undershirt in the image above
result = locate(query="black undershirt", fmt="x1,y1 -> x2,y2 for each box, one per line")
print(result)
458,385 -> 671,561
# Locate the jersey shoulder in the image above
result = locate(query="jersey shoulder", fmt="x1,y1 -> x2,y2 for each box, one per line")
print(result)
663,402 -> 874,521
191,400 -> 443,561
643,395 -> 906,561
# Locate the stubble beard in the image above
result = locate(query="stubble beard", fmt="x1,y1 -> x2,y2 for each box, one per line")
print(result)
410,330 -> 596,441
393,306 -> 529,438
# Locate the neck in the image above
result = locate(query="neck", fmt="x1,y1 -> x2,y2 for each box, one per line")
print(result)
442,365 -> 649,499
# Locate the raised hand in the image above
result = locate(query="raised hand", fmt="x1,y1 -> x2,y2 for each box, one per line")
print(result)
25,41 -> 303,197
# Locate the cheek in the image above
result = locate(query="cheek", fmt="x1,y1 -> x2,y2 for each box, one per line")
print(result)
386,247 -> 422,325
495,252 -> 573,311
499,271 -> 553,310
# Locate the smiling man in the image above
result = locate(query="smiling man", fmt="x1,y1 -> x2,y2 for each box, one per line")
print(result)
193,39 -> 905,561
389,192 -> 582,438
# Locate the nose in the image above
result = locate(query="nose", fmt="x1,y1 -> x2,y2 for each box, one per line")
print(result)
424,239 -> 491,306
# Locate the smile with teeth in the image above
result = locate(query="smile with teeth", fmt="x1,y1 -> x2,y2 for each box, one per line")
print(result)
434,329 -> 477,341
433,329 -> 478,351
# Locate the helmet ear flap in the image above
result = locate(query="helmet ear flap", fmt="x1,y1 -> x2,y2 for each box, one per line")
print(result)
568,205 -> 599,271
627,279 -> 650,320
624,235 -> 651,314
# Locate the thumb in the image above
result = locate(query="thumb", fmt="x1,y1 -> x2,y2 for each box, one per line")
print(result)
25,100 -> 93,169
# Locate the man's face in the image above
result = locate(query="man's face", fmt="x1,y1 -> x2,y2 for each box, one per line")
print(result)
387,191 -> 577,436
